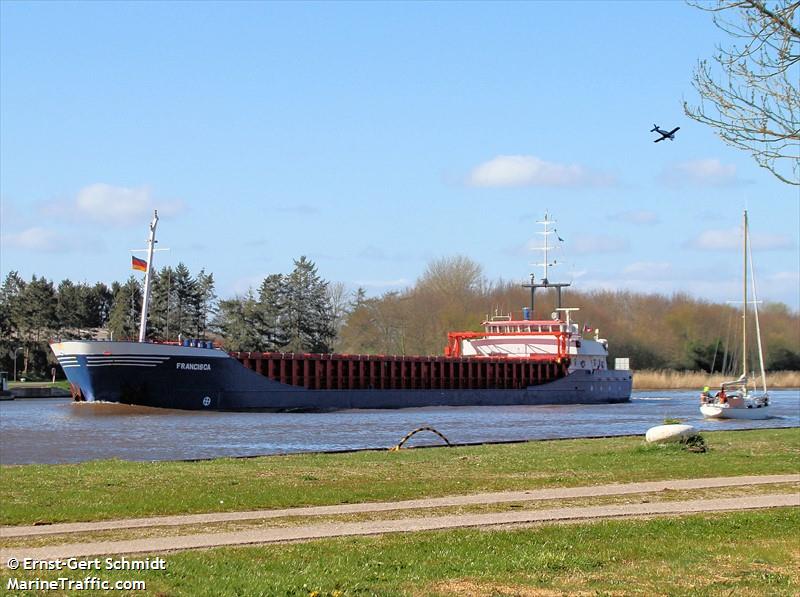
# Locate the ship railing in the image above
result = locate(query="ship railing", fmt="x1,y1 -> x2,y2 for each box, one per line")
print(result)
228,351 -> 572,391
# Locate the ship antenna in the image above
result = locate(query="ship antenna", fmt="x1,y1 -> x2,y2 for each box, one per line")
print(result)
522,212 -> 571,316
536,212 -> 554,284
137,210 -> 159,342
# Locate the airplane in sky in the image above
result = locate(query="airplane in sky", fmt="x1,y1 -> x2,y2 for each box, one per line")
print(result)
651,124 -> 680,142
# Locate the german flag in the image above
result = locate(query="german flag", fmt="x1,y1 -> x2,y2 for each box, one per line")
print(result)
131,256 -> 148,272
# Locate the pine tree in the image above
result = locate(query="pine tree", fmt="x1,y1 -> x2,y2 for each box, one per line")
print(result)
213,292 -> 263,351
17,276 -> 57,375
20,276 -> 57,343
56,280 -> 86,335
195,269 -> 217,339
172,263 -> 197,338
283,256 -> 335,353
85,283 -> 113,330
108,277 -> 142,340
149,266 -> 174,340
0,271 -> 26,342
0,272 -> 26,374
255,274 -> 288,350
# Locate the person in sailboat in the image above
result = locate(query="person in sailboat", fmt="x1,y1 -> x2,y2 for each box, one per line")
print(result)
700,386 -> 711,404
716,388 -> 727,403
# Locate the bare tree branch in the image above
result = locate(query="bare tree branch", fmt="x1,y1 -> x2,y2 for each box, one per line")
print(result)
685,0 -> 800,185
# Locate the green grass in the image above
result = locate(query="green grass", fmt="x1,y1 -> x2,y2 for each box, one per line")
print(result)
2,509 -> 798,595
7,380 -> 70,389
2,428 -> 797,526
3,483 -> 797,551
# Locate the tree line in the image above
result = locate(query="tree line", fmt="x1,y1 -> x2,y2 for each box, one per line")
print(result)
0,263 -> 217,379
213,256 -> 336,353
2,254 -> 799,381
0,257 -> 338,379
336,256 -> 800,374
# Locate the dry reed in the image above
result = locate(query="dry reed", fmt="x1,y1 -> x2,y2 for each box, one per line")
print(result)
632,369 -> 800,390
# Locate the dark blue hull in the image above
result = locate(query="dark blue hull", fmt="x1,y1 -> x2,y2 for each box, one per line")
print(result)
51,341 -> 632,411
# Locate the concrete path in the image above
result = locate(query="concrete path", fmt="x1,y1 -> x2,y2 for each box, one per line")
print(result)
2,474 -> 797,539
3,493 -> 797,563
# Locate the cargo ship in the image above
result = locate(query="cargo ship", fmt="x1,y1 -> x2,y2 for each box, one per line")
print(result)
50,212 -> 632,411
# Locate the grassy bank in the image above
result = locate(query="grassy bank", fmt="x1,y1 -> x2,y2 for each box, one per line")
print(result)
1,428 -> 798,526
633,369 -> 800,389
2,509 -> 798,595
6,380 -> 70,390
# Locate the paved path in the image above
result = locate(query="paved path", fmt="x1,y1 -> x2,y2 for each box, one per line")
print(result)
2,493 -> 797,563
2,474 -> 797,539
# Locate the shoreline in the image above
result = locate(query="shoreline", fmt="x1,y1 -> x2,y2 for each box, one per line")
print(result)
632,369 -> 800,390
88,423 -> 800,465
1,428 -> 797,527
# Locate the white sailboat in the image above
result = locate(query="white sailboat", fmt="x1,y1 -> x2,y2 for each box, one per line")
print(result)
700,210 -> 771,420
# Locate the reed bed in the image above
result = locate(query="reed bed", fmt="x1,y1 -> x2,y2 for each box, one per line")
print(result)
632,369 -> 800,390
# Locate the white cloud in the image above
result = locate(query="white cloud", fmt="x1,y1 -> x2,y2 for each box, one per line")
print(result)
749,233 -> 794,251
686,227 -> 738,250
358,245 -> 388,260
612,210 -> 659,225
230,274 -> 268,295
573,258 -> 799,309
353,278 -> 409,288
3,226 -> 67,252
686,227 -> 795,251
75,183 -> 185,224
37,183 -> 186,226
356,246 -> 413,262
768,270 -> 800,283
76,183 -> 152,222
274,203 -> 318,215
622,261 -> 672,278
659,159 -> 742,187
467,155 -> 615,188
571,235 -> 629,254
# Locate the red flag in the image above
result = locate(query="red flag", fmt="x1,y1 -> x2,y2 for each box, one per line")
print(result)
131,256 -> 147,272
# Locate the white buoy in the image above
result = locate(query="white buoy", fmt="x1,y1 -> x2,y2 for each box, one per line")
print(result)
645,424 -> 697,444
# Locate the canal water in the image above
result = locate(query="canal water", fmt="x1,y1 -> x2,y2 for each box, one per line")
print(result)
1,389 -> 798,464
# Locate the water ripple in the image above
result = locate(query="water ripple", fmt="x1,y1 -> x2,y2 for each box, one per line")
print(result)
1,389 -> 797,464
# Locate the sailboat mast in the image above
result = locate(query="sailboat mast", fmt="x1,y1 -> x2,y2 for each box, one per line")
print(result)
137,210 -> 159,343
748,234 -> 768,394
742,209 -> 747,380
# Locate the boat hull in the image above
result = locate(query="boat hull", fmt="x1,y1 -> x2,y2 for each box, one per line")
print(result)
51,341 -> 632,411
700,403 -> 771,420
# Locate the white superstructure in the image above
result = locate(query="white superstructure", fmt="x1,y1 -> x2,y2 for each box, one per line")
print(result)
456,317 -> 610,373
446,213 -> 623,375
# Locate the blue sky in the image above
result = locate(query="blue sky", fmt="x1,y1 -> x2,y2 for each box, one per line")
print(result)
1,1 -> 798,310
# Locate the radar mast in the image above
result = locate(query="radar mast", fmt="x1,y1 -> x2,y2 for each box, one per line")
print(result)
521,212 -> 571,317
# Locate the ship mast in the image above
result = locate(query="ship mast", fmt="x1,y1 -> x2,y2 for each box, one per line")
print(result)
522,213 -> 570,317
538,212 -> 554,284
138,210 -> 159,343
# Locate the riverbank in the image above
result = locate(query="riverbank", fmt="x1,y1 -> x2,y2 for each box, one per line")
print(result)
632,369 -> 800,389
4,381 -> 71,399
2,428 -> 797,526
